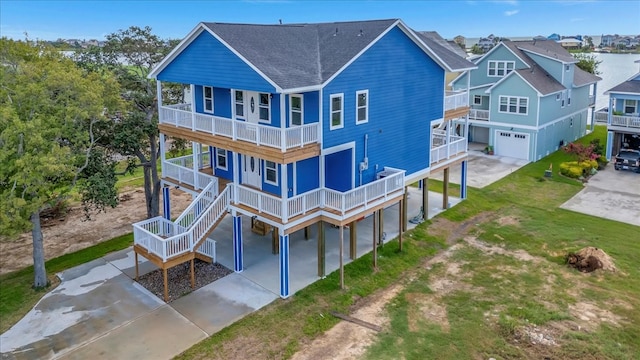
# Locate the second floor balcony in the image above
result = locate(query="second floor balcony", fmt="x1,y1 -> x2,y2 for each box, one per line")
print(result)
430,129 -> 467,168
159,103 -> 321,163
594,108 -> 640,131
444,91 -> 470,120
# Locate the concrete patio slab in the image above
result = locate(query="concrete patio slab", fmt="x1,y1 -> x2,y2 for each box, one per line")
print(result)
59,305 -> 207,360
430,150 -> 529,188
171,274 -> 278,335
561,166 -> 640,226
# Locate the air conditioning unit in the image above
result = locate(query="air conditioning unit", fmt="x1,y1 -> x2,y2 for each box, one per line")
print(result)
376,170 -> 394,180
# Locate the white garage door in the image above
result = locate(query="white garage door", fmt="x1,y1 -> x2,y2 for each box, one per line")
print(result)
495,131 -> 529,160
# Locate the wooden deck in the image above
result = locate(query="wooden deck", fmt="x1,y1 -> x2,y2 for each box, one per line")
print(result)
159,123 -> 321,164
444,106 -> 470,121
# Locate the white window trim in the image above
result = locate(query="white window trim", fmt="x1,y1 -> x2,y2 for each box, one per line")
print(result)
355,90 -> 369,125
216,148 -> 227,171
565,64 -> 570,72
289,94 -> 304,126
330,93 -> 344,130
473,95 -> 482,105
624,99 -> 636,114
234,90 -> 245,119
258,93 -> 271,124
203,86 -> 214,114
487,60 -> 515,77
556,93 -> 561,101
264,160 -> 278,186
498,95 -> 528,115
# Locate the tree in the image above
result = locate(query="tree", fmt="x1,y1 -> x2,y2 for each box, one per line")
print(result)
0,38 -> 122,288
76,26 -> 181,218
573,53 -> 602,75
471,44 -> 484,55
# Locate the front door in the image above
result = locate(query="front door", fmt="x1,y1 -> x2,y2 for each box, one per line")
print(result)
242,155 -> 261,188
246,91 -> 260,124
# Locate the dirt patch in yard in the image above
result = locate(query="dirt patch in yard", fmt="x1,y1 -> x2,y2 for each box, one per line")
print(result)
0,188 -> 193,275
566,247 -> 617,273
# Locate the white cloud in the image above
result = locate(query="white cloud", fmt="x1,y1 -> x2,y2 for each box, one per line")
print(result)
504,9 -> 520,16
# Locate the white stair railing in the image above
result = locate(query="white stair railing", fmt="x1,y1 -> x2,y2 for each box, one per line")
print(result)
175,180 -> 219,230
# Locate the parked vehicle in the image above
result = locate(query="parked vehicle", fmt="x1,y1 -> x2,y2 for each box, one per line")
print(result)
613,149 -> 640,173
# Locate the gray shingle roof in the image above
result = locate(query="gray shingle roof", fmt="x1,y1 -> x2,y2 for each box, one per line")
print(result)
415,31 -> 475,70
515,40 -> 577,63
196,20 -> 474,90
606,74 -> 640,94
514,66 -> 565,95
573,66 -> 602,87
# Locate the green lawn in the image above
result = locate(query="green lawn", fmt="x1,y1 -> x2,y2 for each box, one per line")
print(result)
3,126 -> 638,359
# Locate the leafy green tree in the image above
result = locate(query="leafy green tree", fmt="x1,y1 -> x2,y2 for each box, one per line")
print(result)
76,26 -> 182,218
573,53 -> 602,75
471,44 -> 484,55
0,38 -> 122,287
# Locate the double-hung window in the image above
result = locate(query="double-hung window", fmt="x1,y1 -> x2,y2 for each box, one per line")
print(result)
216,148 -> 227,170
203,86 -> 214,113
624,99 -> 637,114
264,161 -> 278,185
488,61 -> 515,77
290,94 -> 303,126
356,90 -> 368,124
330,93 -> 344,130
499,96 -> 528,115
474,95 -> 482,105
259,93 -> 270,123
235,90 -> 244,119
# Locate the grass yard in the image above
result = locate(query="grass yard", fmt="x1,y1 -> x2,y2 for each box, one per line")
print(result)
2,126 -> 638,358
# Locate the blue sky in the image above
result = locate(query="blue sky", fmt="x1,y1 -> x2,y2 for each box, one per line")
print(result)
1,0 -> 638,41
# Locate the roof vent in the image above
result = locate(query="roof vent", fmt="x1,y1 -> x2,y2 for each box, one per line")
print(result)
279,19 -> 282,25
358,29 -> 363,37
334,28 -> 338,37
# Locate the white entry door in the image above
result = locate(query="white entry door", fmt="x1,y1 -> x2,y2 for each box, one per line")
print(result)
242,155 -> 261,188
246,91 -> 261,124
494,131 -> 530,160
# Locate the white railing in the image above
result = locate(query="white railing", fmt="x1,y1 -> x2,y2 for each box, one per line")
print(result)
445,91 -> 468,111
594,110 -> 608,123
611,114 -> 640,129
166,103 -> 192,111
430,135 -> 467,165
469,109 -> 490,121
196,238 -> 216,261
163,158 -> 216,191
160,105 -> 320,151
229,170 -> 405,222
588,95 -> 596,106
166,152 -> 210,169
175,180 -> 218,229
133,186 -> 230,262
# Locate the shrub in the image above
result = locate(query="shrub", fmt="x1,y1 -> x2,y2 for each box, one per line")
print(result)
560,160 -> 598,178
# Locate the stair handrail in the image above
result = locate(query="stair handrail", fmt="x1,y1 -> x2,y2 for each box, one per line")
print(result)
174,179 -> 218,229
189,186 -> 231,251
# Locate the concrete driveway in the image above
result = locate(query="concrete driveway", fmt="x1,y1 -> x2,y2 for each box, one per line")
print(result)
561,166 -> 640,226
430,149 -> 529,188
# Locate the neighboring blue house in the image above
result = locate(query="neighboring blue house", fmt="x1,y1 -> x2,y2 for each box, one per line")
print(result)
450,39 -> 601,161
132,19 -> 475,300
596,61 -> 640,159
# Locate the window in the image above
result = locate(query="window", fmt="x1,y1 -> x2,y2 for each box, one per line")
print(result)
567,89 -> 572,106
487,61 -> 515,77
330,93 -> 344,130
216,148 -> 227,170
473,95 -> 482,105
624,99 -> 637,114
203,86 -> 213,113
561,90 -> 566,108
499,96 -> 528,115
565,64 -> 570,72
235,91 -> 244,118
356,90 -> 368,124
264,160 -> 278,185
259,93 -> 270,123
556,93 -> 561,101
290,94 -> 303,126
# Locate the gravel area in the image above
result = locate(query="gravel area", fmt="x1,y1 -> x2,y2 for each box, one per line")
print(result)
137,260 -> 232,302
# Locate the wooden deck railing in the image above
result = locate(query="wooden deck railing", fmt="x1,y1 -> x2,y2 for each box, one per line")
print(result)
160,104 -> 320,151
133,186 -> 230,262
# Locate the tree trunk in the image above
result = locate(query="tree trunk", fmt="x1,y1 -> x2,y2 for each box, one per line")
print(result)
31,211 -> 48,288
143,133 -> 161,219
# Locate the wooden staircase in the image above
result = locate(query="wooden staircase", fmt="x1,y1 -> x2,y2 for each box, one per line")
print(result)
132,182 -> 231,301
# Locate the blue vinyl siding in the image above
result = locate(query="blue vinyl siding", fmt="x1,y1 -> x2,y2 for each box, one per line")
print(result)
296,157 -> 320,194
157,31 -> 276,93
261,161 -> 281,196
457,45 -> 528,89
488,75 -> 538,127
213,148 -> 234,181
287,164 -> 294,197
194,86 -> 231,118
322,26 -> 442,184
